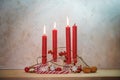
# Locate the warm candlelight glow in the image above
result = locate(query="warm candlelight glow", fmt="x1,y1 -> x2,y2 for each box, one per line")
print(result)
43,25 -> 46,34
67,16 -> 69,26
54,22 -> 56,29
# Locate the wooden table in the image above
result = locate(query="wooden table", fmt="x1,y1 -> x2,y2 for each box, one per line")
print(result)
0,69 -> 120,80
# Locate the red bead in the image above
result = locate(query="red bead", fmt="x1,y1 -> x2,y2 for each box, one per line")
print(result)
48,50 -> 53,54
55,67 -> 62,71
76,69 -> 81,73
24,67 -> 29,72
59,51 -> 67,56
77,66 -> 82,71
59,52 -> 63,56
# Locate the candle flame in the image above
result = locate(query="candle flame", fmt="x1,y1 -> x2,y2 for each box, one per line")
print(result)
54,22 -> 56,29
43,25 -> 46,34
67,16 -> 69,26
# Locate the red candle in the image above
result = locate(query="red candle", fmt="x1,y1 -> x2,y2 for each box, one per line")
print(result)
66,17 -> 71,64
72,24 -> 77,64
42,25 -> 47,64
52,22 -> 57,62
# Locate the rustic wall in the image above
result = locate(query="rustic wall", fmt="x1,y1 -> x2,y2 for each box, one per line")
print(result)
0,0 -> 120,69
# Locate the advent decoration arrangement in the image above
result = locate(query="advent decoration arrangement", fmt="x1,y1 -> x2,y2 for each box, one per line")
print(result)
24,17 -> 97,74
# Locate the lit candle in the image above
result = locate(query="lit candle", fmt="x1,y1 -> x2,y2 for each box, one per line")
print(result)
66,17 -> 71,64
72,24 -> 77,64
42,25 -> 47,64
52,22 -> 57,62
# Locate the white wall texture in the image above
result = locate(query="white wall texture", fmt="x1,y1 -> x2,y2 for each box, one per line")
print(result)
0,0 -> 120,69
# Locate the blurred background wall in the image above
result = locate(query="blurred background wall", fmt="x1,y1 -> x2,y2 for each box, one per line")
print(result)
0,0 -> 120,69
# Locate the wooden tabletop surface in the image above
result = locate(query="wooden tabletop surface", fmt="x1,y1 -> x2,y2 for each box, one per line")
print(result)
0,69 -> 120,78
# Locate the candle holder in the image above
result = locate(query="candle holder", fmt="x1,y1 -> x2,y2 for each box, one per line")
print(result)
24,47 -> 97,74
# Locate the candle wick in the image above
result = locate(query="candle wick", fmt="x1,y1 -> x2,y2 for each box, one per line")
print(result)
74,23 -> 76,26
